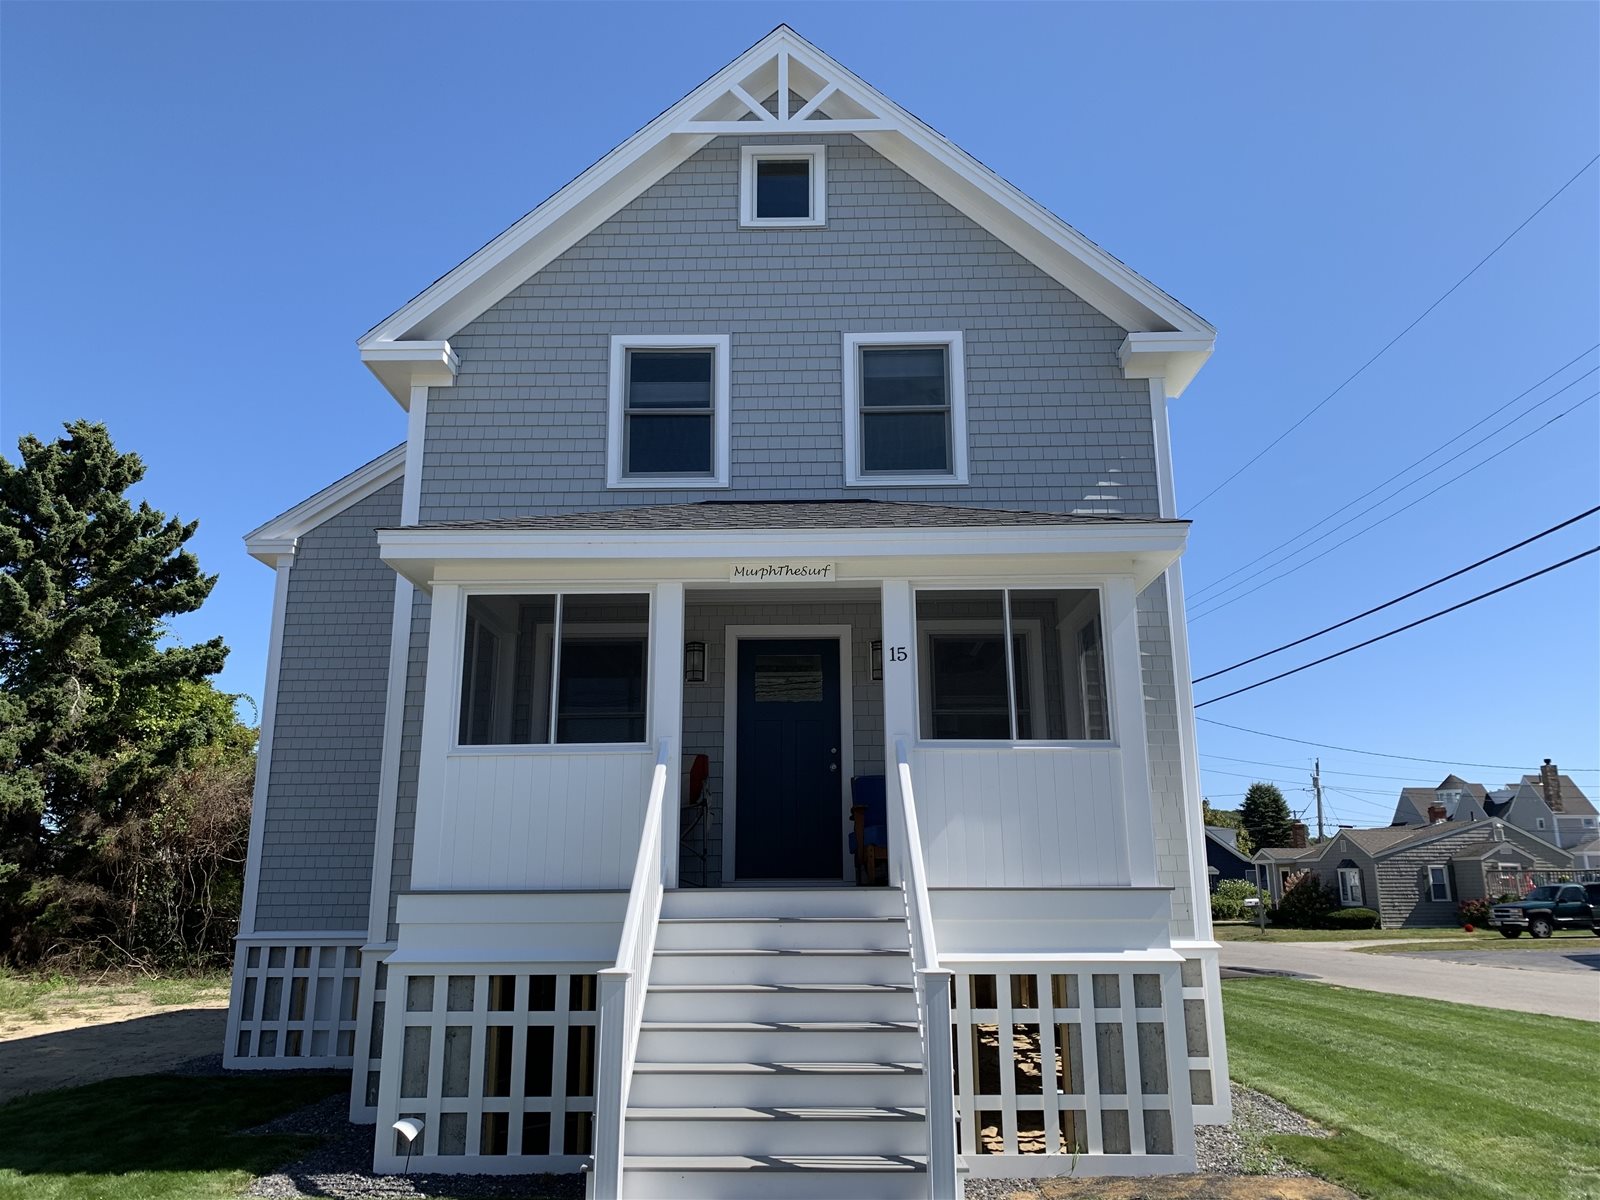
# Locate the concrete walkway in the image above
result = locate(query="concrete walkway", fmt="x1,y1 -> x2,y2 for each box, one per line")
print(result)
1219,940 -> 1600,1021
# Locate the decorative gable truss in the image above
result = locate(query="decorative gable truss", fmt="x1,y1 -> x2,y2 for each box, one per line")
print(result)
358,26 -> 1215,406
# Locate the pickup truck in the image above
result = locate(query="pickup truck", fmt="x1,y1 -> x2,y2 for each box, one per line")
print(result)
1489,882 -> 1600,938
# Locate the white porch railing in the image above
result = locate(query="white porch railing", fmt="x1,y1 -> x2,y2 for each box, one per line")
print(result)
894,739 -> 959,1198
591,738 -> 671,1199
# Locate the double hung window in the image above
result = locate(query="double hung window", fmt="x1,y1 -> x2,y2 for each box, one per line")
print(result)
1427,865 -> 1452,903
844,332 -> 968,485
458,594 -> 649,746
915,588 -> 1110,742
607,335 -> 730,488
1337,867 -> 1363,907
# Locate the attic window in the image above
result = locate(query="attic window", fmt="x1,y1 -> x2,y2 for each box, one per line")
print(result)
740,145 -> 826,228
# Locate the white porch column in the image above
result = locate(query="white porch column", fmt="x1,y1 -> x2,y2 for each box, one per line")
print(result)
411,582 -> 464,892
651,582 -> 685,887
880,579 -> 917,887
1107,575 -> 1159,886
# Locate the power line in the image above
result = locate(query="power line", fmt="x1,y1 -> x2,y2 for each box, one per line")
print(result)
1186,154 -> 1600,512
1201,753 -> 1439,784
1193,507 -> 1600,684
1188,348 -> 1598,601
1189,390 -> 1597,621
1194,546 -> 1600,708
1197,716 -> 1600,772
1200,765 -> 1400,798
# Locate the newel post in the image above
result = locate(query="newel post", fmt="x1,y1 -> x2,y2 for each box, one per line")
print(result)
592,969 -> 631,1198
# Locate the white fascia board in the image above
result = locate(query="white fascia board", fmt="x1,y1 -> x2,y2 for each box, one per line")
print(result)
356,27 -> 1213,359
378,520 -> 1189,591
1119,332 -> 1216,398
243,445 -> 406,566
360,341 -> 460,407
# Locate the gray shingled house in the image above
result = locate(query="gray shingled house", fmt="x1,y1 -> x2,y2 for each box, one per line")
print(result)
226,27 -> 1229,1197
1254,820 -> 1574,927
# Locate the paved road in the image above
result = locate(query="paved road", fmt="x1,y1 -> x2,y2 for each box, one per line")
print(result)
1395,945 -> 1600,974
1218,940 -> 1600,1022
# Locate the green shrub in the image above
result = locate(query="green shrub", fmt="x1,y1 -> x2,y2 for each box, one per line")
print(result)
1273,870 -> 1338,928
1324,907 -> 1381,929
1211,894 -> 1243,921
1457,899 -> 1492,927
1216,878 -> 1268,906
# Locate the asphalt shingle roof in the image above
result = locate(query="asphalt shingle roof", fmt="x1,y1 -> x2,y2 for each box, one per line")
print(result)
410,501 -> 1185,533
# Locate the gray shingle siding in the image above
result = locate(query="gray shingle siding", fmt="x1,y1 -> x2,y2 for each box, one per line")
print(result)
254,479 -> 401,932
378,131 -> 1184,937
418,133 -> 1156,524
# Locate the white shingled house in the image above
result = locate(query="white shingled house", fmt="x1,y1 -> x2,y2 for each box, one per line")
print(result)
227,27 -> 1226,1198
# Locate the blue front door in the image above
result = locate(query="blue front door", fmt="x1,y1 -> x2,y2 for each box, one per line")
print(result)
735,638 -> 842,880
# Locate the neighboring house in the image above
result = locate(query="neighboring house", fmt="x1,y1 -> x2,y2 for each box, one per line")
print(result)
1389,760 -> 1599,862
1252,836 -> 1323,905
225,27 -> 1230,1196
1254,821 -> 1574,927
1205,826 -> 1254,889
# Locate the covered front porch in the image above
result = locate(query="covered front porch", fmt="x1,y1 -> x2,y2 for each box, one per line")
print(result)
378,501 -> 1191,899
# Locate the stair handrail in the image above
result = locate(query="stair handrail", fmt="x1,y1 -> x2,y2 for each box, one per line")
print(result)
894,738 -> 958,1198
593,737 -> 671,1200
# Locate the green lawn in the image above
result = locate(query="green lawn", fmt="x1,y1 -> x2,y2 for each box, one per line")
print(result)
1355,930 -> 1600,954
1224,977 -> 1600,1200
1213,923 -> 1484,943
0,1074 -> 344,1200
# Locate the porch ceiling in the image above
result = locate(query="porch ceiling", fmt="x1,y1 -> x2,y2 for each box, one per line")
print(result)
378,502 -> 1189,592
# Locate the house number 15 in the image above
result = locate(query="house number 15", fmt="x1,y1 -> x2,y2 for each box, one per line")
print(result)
888,646 -> 908,662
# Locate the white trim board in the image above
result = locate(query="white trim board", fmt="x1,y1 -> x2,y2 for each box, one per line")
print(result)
721,624 -> 855,885
356,27 -> 1213,403
244,445 -> 405,566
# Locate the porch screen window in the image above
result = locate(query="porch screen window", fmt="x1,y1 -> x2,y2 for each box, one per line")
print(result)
625,350 -> 713,476
915,588 -> 1111,742
458,593 -> 649,746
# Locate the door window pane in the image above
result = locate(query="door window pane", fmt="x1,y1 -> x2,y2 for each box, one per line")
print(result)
557,595 -> 649,744
755,158 -> 811,219
754,654 -> 825,702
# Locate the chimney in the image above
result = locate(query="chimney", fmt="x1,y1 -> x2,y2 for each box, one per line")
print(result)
1289,821 -> 1308,848
1540,759 -> 1565,813
1427,804 -> 1448,824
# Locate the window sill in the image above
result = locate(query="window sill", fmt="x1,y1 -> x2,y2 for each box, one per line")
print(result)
739,219 -> 826,230
607,477 -> 729,490
913,739 -> 1120,752
845,473 -> 969,488
447,744 -> 654,757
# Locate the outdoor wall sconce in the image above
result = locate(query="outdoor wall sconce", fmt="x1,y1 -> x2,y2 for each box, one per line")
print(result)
684,641 -> 706,683
870,640 -> 883,681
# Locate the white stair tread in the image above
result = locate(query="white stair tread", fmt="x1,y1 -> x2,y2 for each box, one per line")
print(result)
649,982 -> 913,994
626,1154 -> 927,1172
633,1060 -> 922,1075
628,1106 -> 925,1121
642,1020 -> 917,1033
659,915 -> 905,924
652,946 -> 908,956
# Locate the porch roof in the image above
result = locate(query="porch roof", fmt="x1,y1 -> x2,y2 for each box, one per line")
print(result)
379,501 -> 1189,590
409,500 -> 1185,532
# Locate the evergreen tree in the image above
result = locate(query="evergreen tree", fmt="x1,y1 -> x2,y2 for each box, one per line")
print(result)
0,421 -> 232,958
1239,782 -> 1295,850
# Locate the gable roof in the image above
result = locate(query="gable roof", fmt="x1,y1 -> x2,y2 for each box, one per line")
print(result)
1204,826 -> 1251,865
358,26 -> 1213,403
1325,820 -> 1574,866
244,445 -> 405,565
1519,773 -> 1597,817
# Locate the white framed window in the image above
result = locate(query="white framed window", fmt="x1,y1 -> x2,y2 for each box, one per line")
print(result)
1337,867 -> 1363,907
1536,817 -> 1546,830
739,144 -> 826,228
842,332 -> 969,486
1427,865 -> 1452,902
606,335 -> 730,488
913,587 -> 1110,743
456,593 -> 650,748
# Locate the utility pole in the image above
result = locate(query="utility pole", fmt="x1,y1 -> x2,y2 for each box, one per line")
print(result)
1313,758 -> 1325,843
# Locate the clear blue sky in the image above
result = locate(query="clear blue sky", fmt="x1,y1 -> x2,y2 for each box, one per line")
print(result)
4,2 -> 1597,825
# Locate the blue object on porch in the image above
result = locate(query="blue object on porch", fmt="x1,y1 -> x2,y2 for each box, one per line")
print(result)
849,774 -> 888,886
